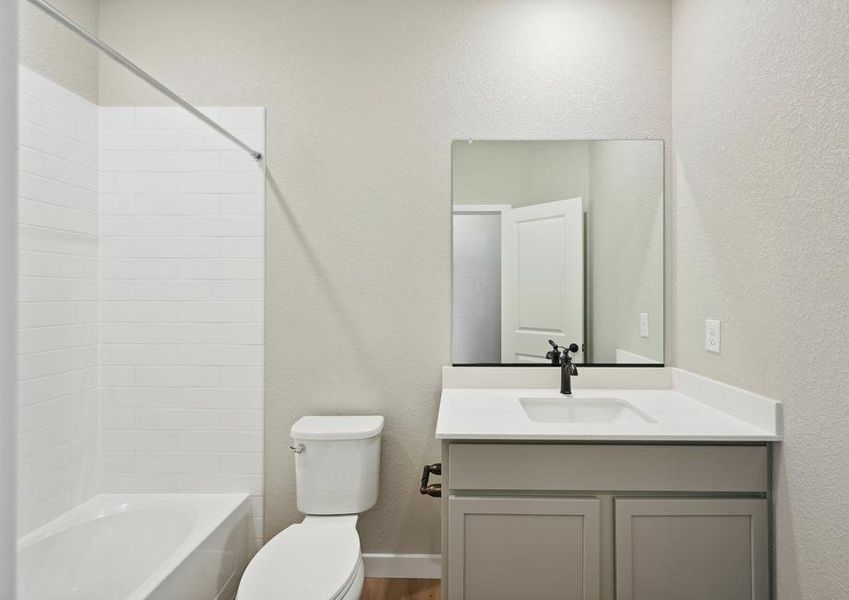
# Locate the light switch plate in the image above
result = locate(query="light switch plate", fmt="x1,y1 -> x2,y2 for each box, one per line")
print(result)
640,312 -> 649,338
705,319 -> 721,353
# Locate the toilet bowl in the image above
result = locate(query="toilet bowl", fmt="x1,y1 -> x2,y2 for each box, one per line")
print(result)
236,415 -> 384,600
236,516 -> 364,600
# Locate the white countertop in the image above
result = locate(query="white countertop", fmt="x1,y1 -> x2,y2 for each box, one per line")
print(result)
436,368 -> 782,442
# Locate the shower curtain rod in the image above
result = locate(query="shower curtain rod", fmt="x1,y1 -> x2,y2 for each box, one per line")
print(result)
26,0 -> 263,161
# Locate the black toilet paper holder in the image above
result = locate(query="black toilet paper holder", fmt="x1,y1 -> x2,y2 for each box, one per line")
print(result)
420,463 -> 442,498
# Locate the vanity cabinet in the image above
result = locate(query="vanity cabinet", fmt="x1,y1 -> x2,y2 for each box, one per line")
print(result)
441,443 -> 772,600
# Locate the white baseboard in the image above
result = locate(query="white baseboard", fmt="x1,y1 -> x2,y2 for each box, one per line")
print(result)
362,553 -> 441,579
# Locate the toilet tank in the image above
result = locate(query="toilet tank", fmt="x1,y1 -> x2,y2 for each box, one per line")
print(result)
290,415 -> 384,515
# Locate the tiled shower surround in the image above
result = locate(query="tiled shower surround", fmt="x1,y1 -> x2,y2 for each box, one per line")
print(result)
17,68 -> 100,535
17,68 -> 266,548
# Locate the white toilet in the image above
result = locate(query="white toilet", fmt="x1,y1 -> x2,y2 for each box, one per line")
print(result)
237,415 -> 384,600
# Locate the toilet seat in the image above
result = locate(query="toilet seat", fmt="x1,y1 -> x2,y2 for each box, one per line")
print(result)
237,516 -> 361,600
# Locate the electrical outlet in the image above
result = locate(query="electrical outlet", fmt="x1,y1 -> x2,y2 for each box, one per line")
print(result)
640,312 -> 649,338
705,319 -> 721,353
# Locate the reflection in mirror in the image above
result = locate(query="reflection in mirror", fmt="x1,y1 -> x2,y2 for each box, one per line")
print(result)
452,140 -> 663,366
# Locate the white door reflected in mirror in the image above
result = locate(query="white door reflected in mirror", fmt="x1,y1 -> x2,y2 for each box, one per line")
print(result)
501,198 -> 584,363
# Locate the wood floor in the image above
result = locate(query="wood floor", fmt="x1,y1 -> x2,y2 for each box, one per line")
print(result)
361,578 -> 441,600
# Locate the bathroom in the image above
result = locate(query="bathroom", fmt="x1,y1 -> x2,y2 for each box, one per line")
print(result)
0,0 -> 847,598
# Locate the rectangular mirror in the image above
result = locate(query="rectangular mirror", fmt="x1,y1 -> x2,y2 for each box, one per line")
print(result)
452,140 -> 663,365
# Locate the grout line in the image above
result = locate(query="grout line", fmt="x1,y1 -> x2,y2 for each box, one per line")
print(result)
19,222 -> 98,239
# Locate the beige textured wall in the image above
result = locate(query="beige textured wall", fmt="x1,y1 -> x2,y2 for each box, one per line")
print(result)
589,141 -> 664,362
98,0 -> 672,553
19,0 -> 100,103
672,1 -> 849,597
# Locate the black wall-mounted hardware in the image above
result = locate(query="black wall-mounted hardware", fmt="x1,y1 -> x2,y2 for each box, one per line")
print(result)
420,463 -> 442,498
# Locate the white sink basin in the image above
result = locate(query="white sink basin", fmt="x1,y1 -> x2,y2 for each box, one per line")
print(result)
519,396 -> 657,424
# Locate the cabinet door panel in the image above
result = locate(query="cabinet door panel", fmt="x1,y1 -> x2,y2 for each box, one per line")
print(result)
615,498 -> 768,600
449,496 -> 599,600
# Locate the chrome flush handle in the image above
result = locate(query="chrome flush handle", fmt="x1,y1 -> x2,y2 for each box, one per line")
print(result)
289,443 -> 305,454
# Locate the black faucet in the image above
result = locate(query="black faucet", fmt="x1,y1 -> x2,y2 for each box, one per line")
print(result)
547,340 -> 579,394
545,339 -> 561,365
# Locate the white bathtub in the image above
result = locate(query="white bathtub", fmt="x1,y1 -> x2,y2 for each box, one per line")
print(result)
17,494 -> 251,600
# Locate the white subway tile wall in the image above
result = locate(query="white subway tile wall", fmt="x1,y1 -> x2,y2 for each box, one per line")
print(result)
16,68 -> 266,549
99,106 -> 266,549
17,68 -> 100,535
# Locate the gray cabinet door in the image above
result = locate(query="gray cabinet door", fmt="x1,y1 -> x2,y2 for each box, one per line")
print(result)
615,498 -> 769,600
448,496 -> 600,600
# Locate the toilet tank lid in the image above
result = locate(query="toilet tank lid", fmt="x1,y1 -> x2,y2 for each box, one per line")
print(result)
291,415 -> 385,440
